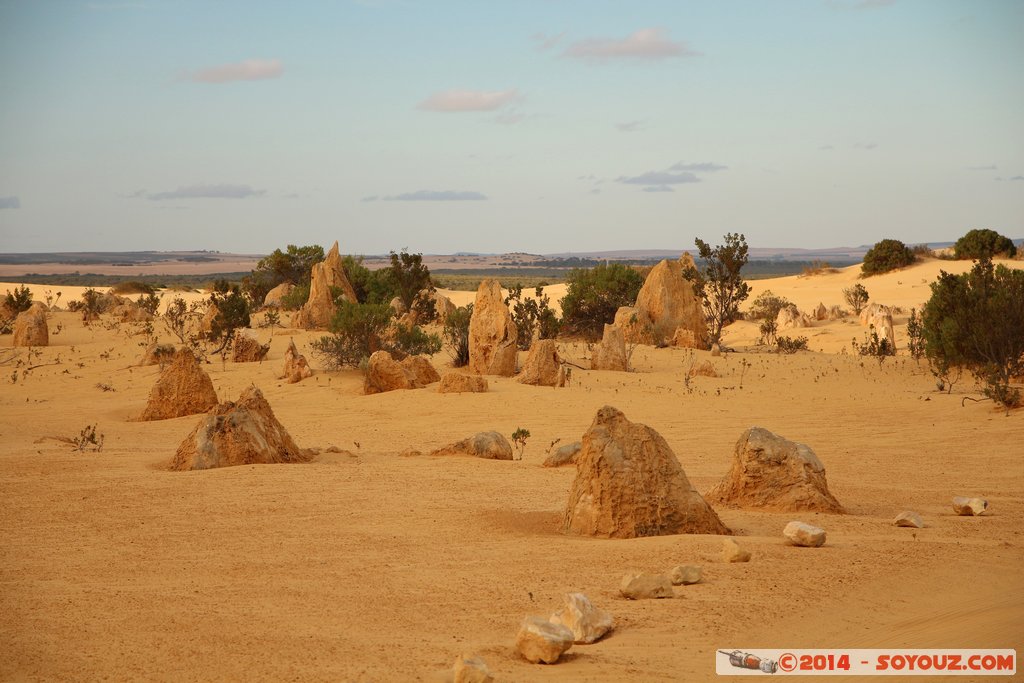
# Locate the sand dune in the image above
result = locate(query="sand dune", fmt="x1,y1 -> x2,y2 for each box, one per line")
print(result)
1,259 -> 1021,681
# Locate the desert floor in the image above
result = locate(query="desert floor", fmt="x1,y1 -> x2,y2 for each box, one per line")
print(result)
1,259 -> 1022,682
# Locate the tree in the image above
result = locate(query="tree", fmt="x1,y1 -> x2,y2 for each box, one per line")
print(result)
443,304 -> 473,367
954,228 -> 1017,260
922,258 -> 1024,413
505,284 -> 561,349
685,233 -> 751,345
207,280 -> 252,354
861,239 -> 914,276
243,244 -> 324,305
559,264 -> 644,338
843,284 -> 869,315
387,250 -> 436,321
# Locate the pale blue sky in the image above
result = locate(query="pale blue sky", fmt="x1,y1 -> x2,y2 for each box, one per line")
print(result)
0,0 -> 1021,254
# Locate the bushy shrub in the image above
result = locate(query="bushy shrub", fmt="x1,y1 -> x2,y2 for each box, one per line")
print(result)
388,250 -> 436,322
861,239 -> 914,276
392,323 -> 442,358
922,258 -> 1024,413
953,228 -> 1017,260
279,284 -> 309,311
310,301 -> 441,369
776,335 -> 809,354
505,284 -> 561,349
3,285 -> 33,315
243,243 -> 324,305
560,264 -> 644,338
110,281 -> 156,295
206,280 -> 251,352
747,290 -> 792,321
443,304 -> 473,367
843,284 -> 869,315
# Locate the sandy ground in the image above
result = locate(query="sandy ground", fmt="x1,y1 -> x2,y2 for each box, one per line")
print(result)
1,259 -> 1022,682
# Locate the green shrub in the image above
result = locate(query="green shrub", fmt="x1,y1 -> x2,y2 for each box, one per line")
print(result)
110,281 -> 156,295
747,290 -> 792,321
443,304 -> 473,367
861,239 -> 914,276
310,301 -> 440,369
505,284 -> 561,349
843,284 -> 869,315
392,323 -> 442,357
953,228 -> 1017,260
207,280 -> 251,351
922,258 -> 1024,413
560,264 -> 643,338
686,233 -> 752,345
3,285 -> 33,315
279,284 -> 309,311
776,335 -> 809,354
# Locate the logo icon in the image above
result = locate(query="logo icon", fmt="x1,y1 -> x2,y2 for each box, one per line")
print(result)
720,650 -> 778,674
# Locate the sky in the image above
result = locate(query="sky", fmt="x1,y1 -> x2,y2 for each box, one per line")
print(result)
0,0 -> 1022,255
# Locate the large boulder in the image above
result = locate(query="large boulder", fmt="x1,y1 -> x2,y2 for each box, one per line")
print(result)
363,351 -> 439,394
776,305 -> 811,330
518,339 -> 565,387
138,348 -> 219,421
627,255 -> 707,347
170,385 -> 309,470
706,427 -> 845,513
231,329 -> 270,362
431,432 -> 513,460
263,282 -> 294,308
563,406 -> 730,538
468,279 -> 517,376
549,593 -> 613,644
12,302 -> 48,347
281,339 -> 313,383
110,301 -> 152,323
294,241 -> 358,330
136,342 -> 176,368
516,617 -> 574,665
437,372 -> 488,394
542,441 -> 581,468
591,324 -> 627,371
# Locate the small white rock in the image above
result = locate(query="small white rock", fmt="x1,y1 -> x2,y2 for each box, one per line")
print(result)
722,538 -> 751,563
516,616 -> 574,664
453,654 -> 494,683
783,521 -> 826,547
894,510 -> 924,528
669,564 -> 702,585
549,592 -> 614,644
619,572 -> 674,599
952,496 -> 988,516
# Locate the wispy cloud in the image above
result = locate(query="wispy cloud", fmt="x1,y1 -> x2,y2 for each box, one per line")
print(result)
967,164 -> 997,171
854,142 -> 878,150
1011,176 -> 1024,181
618,171 -> 700,185
532,31 -> 566,51
382,190 -> 487,201
671,161 -> 728,172
140,184 -> 265,200
819,144 -> 835,150
0,196 -> 20,209
564,28 -> 699,62
643,185 -> 674,193
418,89 -> 520,112
616,120 -> 645,132
187,59 -> 283,84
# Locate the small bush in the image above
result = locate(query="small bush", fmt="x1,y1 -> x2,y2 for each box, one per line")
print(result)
861,239 -> 915,277
443,304 -> 473,367
852,326 -> 895,360
110,281 -> 156,295
686,232 -> 752,345
4,285 -> 33,314
206,280 -> 251,351
910,243 -> 934,258
843,284 -> 869,315
776,335 -> 809,354
392,323 -> 442,358
505,284 -> 561,349
800,260 -> 837,276
311,302 -> 393,369
279,284 -> 309,311
747,290 -> 792,321
953,228 -> 1017,260
560,264 -> 644,338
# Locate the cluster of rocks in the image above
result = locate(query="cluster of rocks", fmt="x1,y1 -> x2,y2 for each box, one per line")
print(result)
363,350 -> 440,394
619,564 -> 702,600
516,592 -> 613,665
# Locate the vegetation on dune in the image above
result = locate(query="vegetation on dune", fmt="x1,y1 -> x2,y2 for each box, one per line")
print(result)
310,301 -> 441,369
843,284 -> 870,315
504,284 -> 560,349
684,232 -> 751,345
559,263 -> 644,338
861,238 -> 915,277
953,228 -> 1017,260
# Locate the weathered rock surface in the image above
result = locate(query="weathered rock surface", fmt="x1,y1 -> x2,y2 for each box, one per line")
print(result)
616,255 -> 707,347
263,282 -> 294,308
613,306 -> 654,346
452,654 -> 494,683
894,510 -> 924,528
669,565 -> 702,586
549,592 -> 614,644
542,441 -> 581,468
722,538 -> 751,563
402,355 -> 441,386
294,241 -> 358,329
518,339 -> 565,387
170,385 -> 309,470
710,343 -> 722,357
516,617 -> 574,664
706,427 -> 845,513
783,521 -> 826,547
363,351 -> 439,394
468,279 -> 517,376
591,324 -> 628,371
431,431 -> 513,460
564,406 -> 729,538
281,339 -> 313,383
619,572 -> 674,600
689,360 -> 717,377
814,302 -> 828,321
136,342 -> 176,367
110,301 -> 152,323
776,305 -> 812,330
231,329 -> 270,363
433,292 -> 457,325
437,372 -> 488,394
952,496 -> 988,516
12,302 -> 48,347
138,349 -> 218,421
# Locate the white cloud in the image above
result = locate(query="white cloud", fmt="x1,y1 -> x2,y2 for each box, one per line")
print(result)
564,28 -> 699,62
143,184 -> 265,200
643,185 -> 674,193
382,190 -> 487,201
188,59 -> 283,84
0,196 -> 20,209
418,89 -> 520,112
618,171 -> 700,185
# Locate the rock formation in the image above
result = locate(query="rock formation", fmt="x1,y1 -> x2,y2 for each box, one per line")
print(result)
437,372 -> 488,394
516,617 -> 573,664
263,282 -> 294,308
281,339 -> 313,383
231,329 -> 270,363
706,427 -> 845,513
517,339 -> 565,387
138,348 -> 218,421
12,302 -> 48,347
294,241 -> 358,330
549,593 -> 613,644
952,496 -> 988,516
563,406 -> 730,538
136,342 -> 176,367
591,324 -> 627,371
616,254 -> 707,347
894,510 -> 924,528
783,521 -> 826,547
468,279 -> 517,376
776,305 -> 811,330
542,441 -> 581,468
363,351 -> 439,394
452,654 -> 494,683
722,538 -> 751,563
669,565 -> 702,586
430,432 -> 513,460
619,573 -> 674,599
170,386 -> 309,470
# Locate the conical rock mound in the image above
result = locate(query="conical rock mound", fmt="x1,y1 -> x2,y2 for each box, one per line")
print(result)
138,348 -> 218,421
294,241 -> 358,329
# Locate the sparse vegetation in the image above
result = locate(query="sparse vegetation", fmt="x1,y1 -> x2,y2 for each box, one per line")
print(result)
511,428 -> 531,460
906,308 -> 925,361
387,250 -> 436,322
110,281 -> 156,296
243,244 -> 324,305
505,284 -> 561,349
843,284 -> 870,315
861,239 -> 914,277
4,285 -> 33,315
310,301 -> 441,369
852,326 -> 895,363
206,280 -> 251,354
776,335 -> 809,354
953,228 -> 1017,260
443,304 -> 473,367
559,263 -> 644,339
71,424 -> 105,452
684,232 -> 751,345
